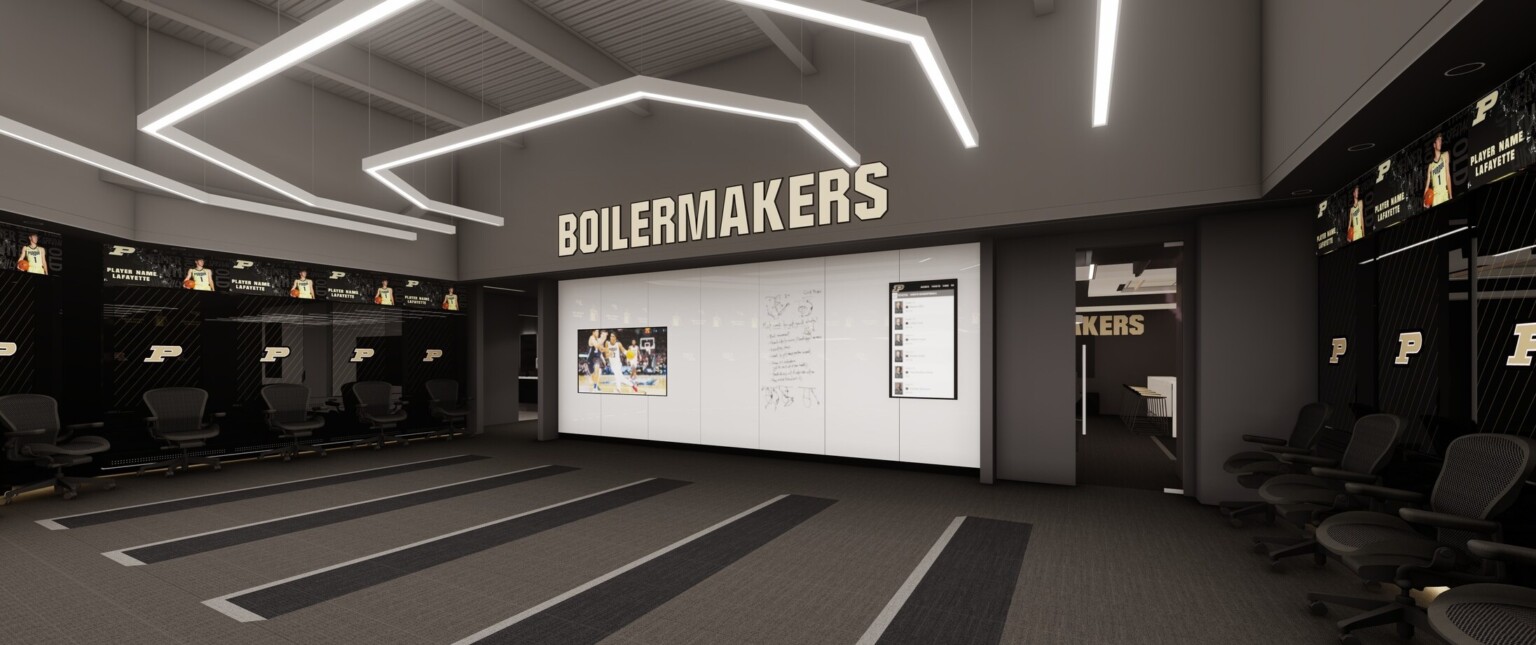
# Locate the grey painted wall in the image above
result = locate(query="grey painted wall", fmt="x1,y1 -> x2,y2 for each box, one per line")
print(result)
455,0 -> 1262,280
994,235 -> 1078,485
1260,0 -> 1478,192
1194,206 -> 1316,504
0,0 -> 136,236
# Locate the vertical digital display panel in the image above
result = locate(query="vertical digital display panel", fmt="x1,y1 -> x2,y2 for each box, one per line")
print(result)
891,280 -> 957,399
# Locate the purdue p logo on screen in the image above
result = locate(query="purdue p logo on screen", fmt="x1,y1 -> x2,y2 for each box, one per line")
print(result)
144,345 -> 183,363
1328,338 -> 1348,364
260,346 -> 291,363
350,348 -> 375,363
423,349 -> 443,362
0,342 -> 16,357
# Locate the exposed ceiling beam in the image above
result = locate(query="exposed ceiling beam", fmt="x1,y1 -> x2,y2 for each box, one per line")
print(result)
741,7 -> 816,75
433,0 -> 649,117
116,0 -> 498,129
1033,0 -> 1056,16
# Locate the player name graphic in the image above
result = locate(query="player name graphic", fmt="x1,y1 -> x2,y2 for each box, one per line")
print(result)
557,162 -> 889,257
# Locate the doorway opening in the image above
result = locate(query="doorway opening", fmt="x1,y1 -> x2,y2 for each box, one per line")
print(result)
1074,242 -> 1184,492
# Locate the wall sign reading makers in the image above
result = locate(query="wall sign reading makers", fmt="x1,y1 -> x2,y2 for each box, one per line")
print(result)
557,162 -> 889,257
890,279 -> 957,400
101,242 -> 463,311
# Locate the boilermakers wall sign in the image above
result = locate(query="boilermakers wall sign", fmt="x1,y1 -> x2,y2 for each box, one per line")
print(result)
101,240 -> 464,311
556,162 -> 890,257
1318,62 -> 1536,254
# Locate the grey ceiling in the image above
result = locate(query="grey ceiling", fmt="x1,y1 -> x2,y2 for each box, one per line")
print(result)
104,0 -> 913,133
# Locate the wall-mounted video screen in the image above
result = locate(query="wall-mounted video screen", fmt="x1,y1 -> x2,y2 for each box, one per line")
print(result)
577,326 -> 668,395
891,280 -> 957,399
1,221 -> 63,277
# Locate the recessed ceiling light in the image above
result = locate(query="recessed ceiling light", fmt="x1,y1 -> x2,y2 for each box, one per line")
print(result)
1347,143 -> 1375,152
1290,188 -> 1313,196
1444,62 -> 1485,77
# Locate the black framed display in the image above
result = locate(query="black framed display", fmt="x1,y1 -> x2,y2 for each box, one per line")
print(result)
576,326 -> 668,396
890,279 -> 957,399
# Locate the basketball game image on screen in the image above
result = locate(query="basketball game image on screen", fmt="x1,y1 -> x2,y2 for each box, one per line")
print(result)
577,327 -> 668,395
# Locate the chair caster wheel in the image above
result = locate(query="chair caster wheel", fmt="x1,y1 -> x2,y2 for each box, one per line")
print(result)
105,482 -> 117,491
1339,633 -> 1360,645
213,465 -> 222,471
1397,623 -> 1415,639
1308,601 -> 1329,617
283,455 -> 292,462
164,471 -> 175,478
62,491 -> 77,501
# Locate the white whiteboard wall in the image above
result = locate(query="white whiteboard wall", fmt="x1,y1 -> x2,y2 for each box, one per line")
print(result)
558,243 -> 980,468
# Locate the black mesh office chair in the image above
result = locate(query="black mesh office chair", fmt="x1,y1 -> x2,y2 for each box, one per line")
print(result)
1428,540 -> 1536,645
424,378 -> 469,440
1219,402 -> 1332,526
351,381 -> 408,450
259,384 -> 327,461
0,394 -> 115,502
1303,434 -> 1536,643
141,387 -> 224,476
1250,413 -> 1405,566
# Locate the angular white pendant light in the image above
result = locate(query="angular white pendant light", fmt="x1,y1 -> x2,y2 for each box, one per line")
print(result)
362,76 -> 859,225
0,114 -> 417,240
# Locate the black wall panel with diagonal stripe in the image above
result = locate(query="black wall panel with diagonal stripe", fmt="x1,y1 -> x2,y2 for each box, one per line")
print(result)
0,209 -> 468,475
1319,168 -> 1536,452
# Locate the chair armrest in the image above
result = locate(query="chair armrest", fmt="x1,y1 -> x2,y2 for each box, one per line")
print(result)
211,412 -> 227,419
1263,445 -> 1311,455
1310,467 -> 1376,483
1243,434 -> 1287,446
4,427 -> 47,438
1279,454 -> 1336,467
64,421 -> 105,431
1400,508 -> 1499,535
1343,483 -> 1423,504
1468,540 -> 1536,566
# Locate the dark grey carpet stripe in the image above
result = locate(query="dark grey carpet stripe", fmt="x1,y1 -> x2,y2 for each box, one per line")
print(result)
223,478 -> 691,620
876,517 -> 1032,645
52,455 -> 490,529
477,495 -> 836,645
122,465 -> 577,565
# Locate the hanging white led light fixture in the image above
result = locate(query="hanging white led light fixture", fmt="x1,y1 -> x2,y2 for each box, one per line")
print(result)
721,0 -> 979,148
137,0 -> 454,234
0,115 -> 417,240
363,76 -> 859,224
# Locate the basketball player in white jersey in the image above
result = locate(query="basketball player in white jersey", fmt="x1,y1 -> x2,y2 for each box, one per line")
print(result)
375,279 -> 395,306
585,329 -> 606,392
607,333 -> 640,393
442,286 -> 459,311
17,234 -> 46,275
1426,133 -> 1453,206
1346,186 -> 1365,242
186,258 -> 214,291
291,270 -> 315,299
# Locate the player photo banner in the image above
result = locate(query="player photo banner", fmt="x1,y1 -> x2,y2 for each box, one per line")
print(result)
0,221 -> 63,277
576,327 -> 668,396
100,241 -> 464,311
1319,62 -> 1536,255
